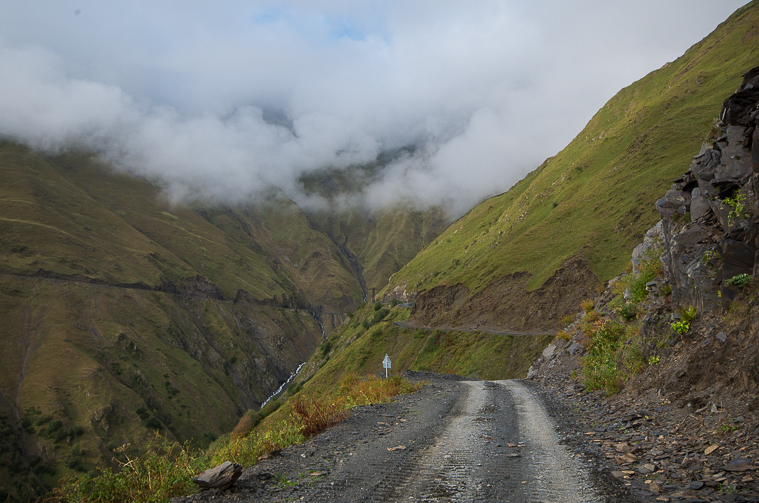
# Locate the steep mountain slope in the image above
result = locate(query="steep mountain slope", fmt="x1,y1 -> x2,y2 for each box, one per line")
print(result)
383,1 -> 759,332
298,166 -> 449,297
0,145 -> 443,500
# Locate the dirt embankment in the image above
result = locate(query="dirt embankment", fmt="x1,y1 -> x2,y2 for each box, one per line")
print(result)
409,256 -> 598,333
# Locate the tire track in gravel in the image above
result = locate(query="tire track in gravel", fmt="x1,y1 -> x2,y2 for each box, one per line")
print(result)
500,380 -> 601,503
382,380 -> 603,502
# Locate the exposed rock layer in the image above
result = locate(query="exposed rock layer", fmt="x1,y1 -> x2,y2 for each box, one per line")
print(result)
657,66 -> 759,313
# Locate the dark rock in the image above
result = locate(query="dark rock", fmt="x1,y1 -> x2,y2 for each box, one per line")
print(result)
193,461 -> 243,490
179,275 -> 224,300
721,458 -> 755,472
690,194 -> 712,221
567,342 -> 583,356
721,239 -> 755,281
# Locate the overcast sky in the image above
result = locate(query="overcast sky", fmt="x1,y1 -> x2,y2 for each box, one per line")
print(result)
0,1 -> 748,216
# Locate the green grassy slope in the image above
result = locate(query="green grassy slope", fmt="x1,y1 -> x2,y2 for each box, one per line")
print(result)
14,147 -> 365,310
0,275 -> 322,499
298,166 -> 449,297
384,2 -> 759,308
0,144 -> 444,500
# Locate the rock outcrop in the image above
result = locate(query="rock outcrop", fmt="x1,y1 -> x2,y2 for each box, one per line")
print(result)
657,66 -> 759,313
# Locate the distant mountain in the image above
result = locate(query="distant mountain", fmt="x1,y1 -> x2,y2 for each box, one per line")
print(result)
0,144 -> 444,499
382,1 -> 759,333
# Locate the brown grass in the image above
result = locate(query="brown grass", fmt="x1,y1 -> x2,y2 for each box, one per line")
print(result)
291,396 -> 346,438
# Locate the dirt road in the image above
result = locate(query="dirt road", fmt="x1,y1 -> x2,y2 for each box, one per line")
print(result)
174,373 -> 634,502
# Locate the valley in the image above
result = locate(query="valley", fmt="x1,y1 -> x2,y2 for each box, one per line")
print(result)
0,144 -> 445,499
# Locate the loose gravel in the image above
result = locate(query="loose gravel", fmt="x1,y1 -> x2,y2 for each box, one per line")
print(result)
173,372 -> 637,502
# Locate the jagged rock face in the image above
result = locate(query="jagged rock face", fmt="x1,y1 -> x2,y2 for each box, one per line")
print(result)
657,66 -> 759,312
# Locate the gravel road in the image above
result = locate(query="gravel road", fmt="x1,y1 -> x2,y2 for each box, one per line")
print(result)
174,373 -> 635,502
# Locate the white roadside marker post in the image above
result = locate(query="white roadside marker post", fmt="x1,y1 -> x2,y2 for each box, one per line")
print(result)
383,354 -> 391,378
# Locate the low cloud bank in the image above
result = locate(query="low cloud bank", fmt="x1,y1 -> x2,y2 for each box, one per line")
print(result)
0,1 -> 746,217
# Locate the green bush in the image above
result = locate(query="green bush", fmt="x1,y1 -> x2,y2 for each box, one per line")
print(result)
725,273 -> 751,287
617,302 -> 638,321
582,320 -> 627,395
146,418 -> 163,430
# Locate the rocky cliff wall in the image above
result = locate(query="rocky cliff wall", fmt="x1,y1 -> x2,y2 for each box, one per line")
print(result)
657,66 -> 759,312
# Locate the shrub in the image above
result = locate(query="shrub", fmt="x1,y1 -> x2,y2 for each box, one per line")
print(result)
723,192 -> 749,224
582,320 -> 627,395
372,309 -> 389,325
373,301 -> 382,311
681,306 -> 697,323
260,399 -> 281,418
580,299 -> 594,312
291,396 -> 346,438
320,339 -> 332,357
145,418 -> 162,430
230,411 -> 262,440
616,302 -> 638,321
725,273 -> 751,287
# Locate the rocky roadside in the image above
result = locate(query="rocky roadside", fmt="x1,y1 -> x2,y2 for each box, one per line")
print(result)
531,337 -> 759,503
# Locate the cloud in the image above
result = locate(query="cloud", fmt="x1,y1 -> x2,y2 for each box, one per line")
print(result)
0,1 -> 748,217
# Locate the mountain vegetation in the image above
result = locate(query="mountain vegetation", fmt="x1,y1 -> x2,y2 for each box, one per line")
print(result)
0,145 -> 443,500
382,1 -> 759,332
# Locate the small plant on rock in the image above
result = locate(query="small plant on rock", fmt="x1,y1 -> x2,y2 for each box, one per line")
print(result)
648,355 -> 660,365
723,192 -> 749,225
725,273 -> 751,287
671,320 -> 689,335
671,305 -> 698,335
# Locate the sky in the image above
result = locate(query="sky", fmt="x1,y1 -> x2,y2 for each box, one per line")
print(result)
0,1 -> 749,217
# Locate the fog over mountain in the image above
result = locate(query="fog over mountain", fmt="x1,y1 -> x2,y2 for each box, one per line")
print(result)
0,1 -> 747,216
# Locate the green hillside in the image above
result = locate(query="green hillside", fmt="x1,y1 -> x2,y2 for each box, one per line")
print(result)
298,166 -> 449,296
383,1 -> 759,330
0,145 -> 443,500
296,304 -> 553,394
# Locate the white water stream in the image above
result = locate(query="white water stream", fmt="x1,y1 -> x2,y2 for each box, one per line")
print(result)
260,361 -> 306,408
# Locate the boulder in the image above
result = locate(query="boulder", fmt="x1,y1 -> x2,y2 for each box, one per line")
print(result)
193,461 -> 243,490
690,194 -> 711,221
542,344 -> 556,360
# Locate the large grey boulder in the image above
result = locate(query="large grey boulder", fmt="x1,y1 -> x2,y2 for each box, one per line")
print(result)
193,461 -> 243,490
